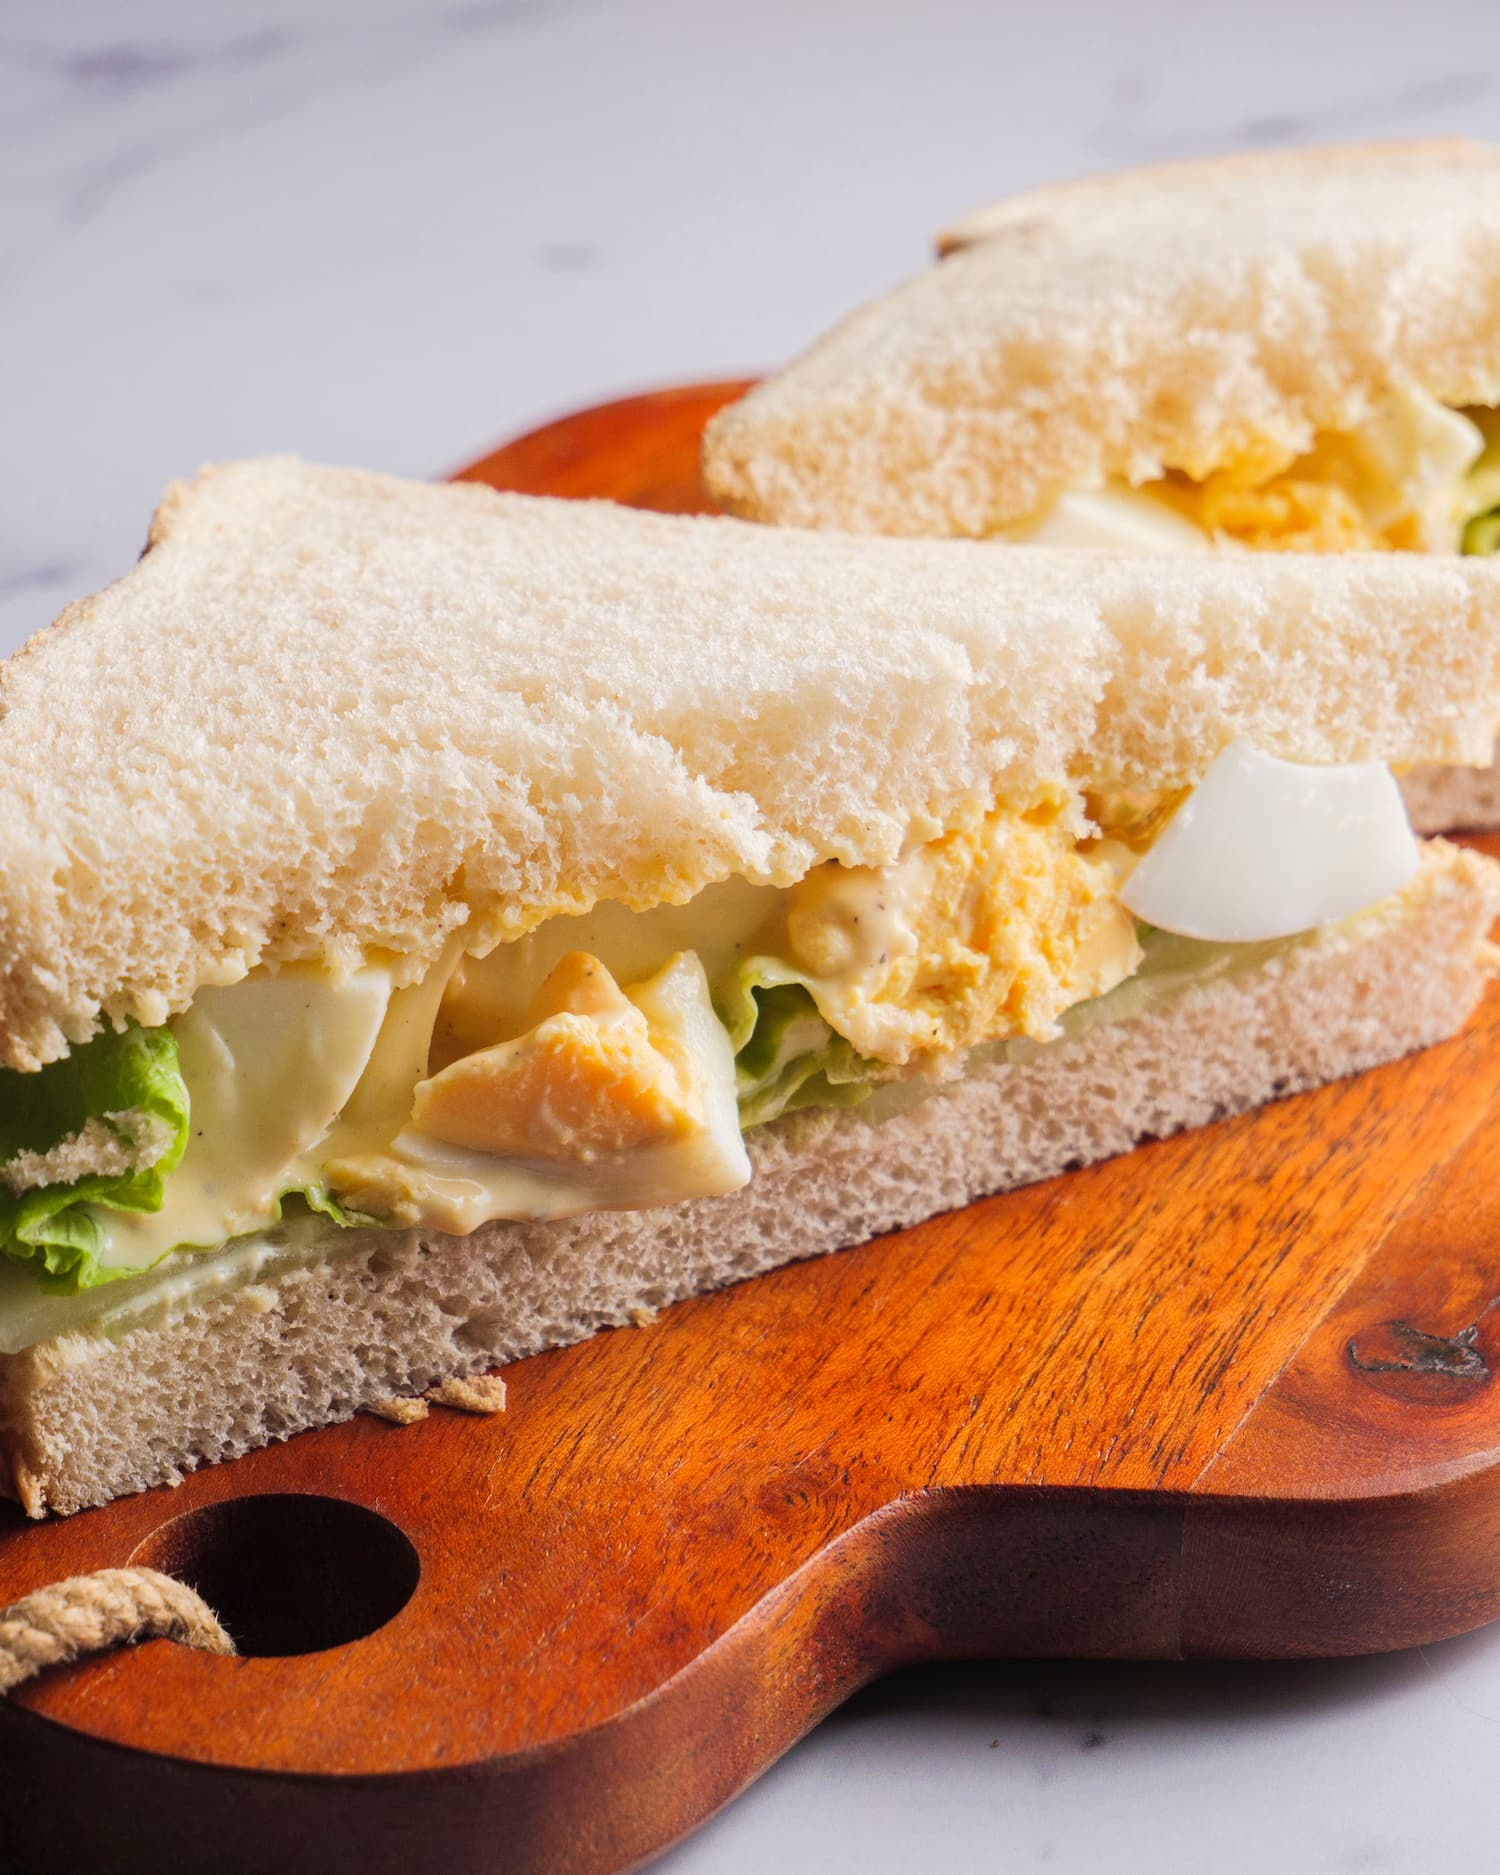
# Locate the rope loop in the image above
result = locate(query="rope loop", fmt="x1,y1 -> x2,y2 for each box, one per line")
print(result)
0,1566 -> 235,1694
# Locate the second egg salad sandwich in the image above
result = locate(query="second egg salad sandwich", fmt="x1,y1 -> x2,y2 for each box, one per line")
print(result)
4,460 -> 1500,1514
702,140 -> 1500,831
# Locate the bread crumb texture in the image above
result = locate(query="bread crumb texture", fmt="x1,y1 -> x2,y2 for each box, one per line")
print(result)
3,459 -> 1500,1069
426,1372 -> 508,1415
703,141 -> 1500,533
368,1395 -> 429,1426
4,841 -> 1494,1516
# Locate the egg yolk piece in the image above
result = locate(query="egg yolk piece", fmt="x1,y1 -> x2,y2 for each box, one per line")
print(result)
1192,476 -> 1380,552
782,796 -> 1143,1069
321,949 -> 751,1234
411,952 -> 697,1161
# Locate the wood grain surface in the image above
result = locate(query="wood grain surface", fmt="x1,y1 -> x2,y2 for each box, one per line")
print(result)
4,382 -> 1500,1875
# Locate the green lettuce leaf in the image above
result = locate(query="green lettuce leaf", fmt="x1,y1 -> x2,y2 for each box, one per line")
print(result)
291,1182 -> 381,1230
1463,508 -> 1500,556
0,1024 -> 191,1293
717,963 -> 885,1129
1463,412 -> 1500,554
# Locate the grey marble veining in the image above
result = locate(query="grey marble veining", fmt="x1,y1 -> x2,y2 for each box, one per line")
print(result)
663,1632 -> 1500,1874
4,4 -> 1500,1870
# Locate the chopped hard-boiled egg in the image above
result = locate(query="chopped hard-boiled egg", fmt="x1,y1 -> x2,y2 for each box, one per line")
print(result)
1007,388 -> 1490,554
323,950 -> 750,1233
1193,476 -> 1377,552
85,942 -> 751,1266
1121,741 -> 1419,943
412,952 -> 700,1160
430,876 -> 782,1072
1192,389 -> 1486,552
778,794 -> 1142,1068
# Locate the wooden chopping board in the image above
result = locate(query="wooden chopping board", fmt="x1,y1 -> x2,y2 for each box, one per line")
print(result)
5,381 -> 1500,1875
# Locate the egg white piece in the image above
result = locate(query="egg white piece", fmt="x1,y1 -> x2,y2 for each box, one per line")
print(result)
1013,488 -> 1210,551
96,965 -> 395,1267
1355,387 -> 1485,527
1120,741 -> 1419,943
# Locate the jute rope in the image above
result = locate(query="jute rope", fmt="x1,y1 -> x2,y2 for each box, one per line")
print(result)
0,1566 -> 235,1693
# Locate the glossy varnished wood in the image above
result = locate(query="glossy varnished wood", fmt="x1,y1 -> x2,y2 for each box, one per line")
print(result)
5,384 -> 1500,1874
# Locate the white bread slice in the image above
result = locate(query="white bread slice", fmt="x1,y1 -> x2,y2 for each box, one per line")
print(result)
6,458 -> 1500,1071
701,141 -> 1500,536
4,838 -> 1494,1517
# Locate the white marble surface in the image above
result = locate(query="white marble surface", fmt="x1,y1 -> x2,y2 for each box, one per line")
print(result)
5,2 -> 1500,1869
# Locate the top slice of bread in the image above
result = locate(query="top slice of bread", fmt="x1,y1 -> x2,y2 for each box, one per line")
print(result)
4,458 -> 1500,1070
702,140 -> 1500,535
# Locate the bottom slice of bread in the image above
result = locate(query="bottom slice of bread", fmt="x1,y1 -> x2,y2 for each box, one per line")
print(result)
1402,744 -> 1500,835
3,842 -> 1497,1517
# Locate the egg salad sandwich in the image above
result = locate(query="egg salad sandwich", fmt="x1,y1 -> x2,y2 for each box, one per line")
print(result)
701,140 -> 1500,832
4,458 -> 1500,1516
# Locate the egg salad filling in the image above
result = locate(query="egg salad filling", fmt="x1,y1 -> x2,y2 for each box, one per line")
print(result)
1002,390 -> 1500,556
0,747 -> 1419,1300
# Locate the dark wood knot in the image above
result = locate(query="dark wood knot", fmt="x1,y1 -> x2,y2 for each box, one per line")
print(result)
1347,1320 -> 1490,1389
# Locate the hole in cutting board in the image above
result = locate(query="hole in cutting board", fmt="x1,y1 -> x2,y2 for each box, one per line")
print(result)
129,1493 -> 419,1657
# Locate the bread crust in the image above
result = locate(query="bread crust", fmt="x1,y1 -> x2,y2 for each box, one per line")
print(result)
935,138 -> 1486,254
702,141 -> 1500,534
4,840 -> 1495,1517
4,461 -> 1500,1070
